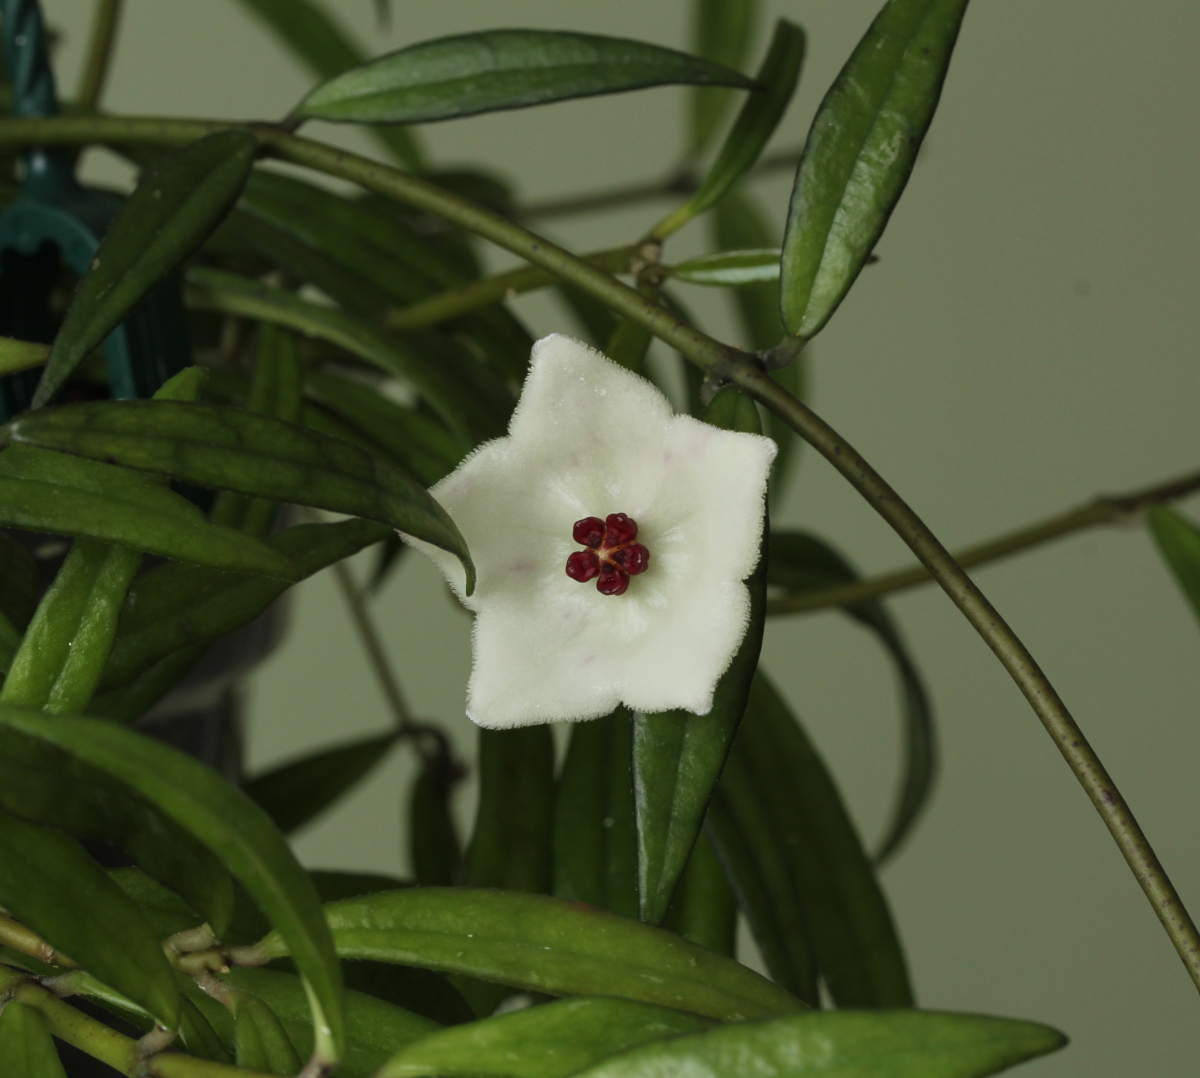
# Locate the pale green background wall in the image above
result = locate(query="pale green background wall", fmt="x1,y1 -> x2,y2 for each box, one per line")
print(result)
39,2 -> 1200,1074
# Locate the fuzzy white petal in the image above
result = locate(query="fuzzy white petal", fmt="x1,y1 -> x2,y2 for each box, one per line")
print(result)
402,334 -> 776,728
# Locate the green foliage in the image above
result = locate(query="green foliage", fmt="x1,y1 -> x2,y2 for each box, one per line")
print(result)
688,0 -> 760,157
0,1002 -> 67,1078
298,30 -> 760,126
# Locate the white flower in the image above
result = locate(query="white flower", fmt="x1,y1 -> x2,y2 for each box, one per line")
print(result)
403,334 -> 776,729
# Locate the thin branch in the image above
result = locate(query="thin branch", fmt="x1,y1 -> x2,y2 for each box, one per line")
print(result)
769,466 -> 1200,615
0,912 -> 76,970
2,113 -> 1199,994
75,0 -> 124,110
330,559 -> 412,731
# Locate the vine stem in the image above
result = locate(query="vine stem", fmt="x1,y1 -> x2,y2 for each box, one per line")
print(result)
0,965 -> 270,1077
768,466 -> 1200,615
76,0 -> 124,110
1,114 -> 1198,992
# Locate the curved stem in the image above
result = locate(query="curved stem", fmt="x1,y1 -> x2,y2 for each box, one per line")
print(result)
769,466 -> 1200,615
2,113 -> 1198,992
76,0 -> 124,110
738,363 -> 1200,994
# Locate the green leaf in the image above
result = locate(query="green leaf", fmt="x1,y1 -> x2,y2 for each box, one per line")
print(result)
232,0 -> 423,169
0,336 -> 49,378
262,888 -> 803,1022
245,732 -> 400,836
308,871 -> 410,903
4,401 -> 476,595
688,0 -> 760,157
377,996 -> 710,1078
409,744 -> 462,889
555,284 -> 620,350
0,444 -> 298,580
0,1001 -> 67,1078
87,644 -> 206,724
0,540 -> 141,713
553,707 -> 638,919
297,30 -> 760,126
566,1009 -> 1066,1078
768,531 -> 934,863
670,248 -> 780,286
714,189 -> 802,504
222,967 -> 437,1078
0,811 -> 180,1028
0,531 -> 37,631
232,990 -> 303,1076
662,832 -> 737,957
98,517 -> 390,695
632,388 -> 767,925
710,671 -> 912,1007
0,707 -> 345,1063
185,266 -> 501,444
1149,507 -> 1200,630
33,131 -> 257,407
461,725 -> 556,1016
780,0 -> 970,339
660,19 -> 805,237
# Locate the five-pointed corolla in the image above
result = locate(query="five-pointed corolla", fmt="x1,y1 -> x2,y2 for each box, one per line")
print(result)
401,334 -> 776,729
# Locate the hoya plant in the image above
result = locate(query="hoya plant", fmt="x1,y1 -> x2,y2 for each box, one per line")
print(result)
0,0 -> 1195,1076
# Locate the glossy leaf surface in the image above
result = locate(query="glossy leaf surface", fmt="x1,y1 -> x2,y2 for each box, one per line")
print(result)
768,531 -> 933,862
299,30 -> 759,125
0,810 -> 180,1027
222,968 -> 436,1078
568,1009 -> 1065,1078
1149,507 -> 1200,629
711,672 -> 912,1007
662,831 -> 737,957
0,707 -> 345,1061
553,707 -> 638,918
263,887 -> 803,1021
245,732 -> 399,836
378,996 -> 709,1078
780,0 -> 969,339
0,1001 -> 68,1078
688,0 -> 760,156
5,401 -> 475,594
632,388 -> 767,925
0,445 -> 297,579
671,248 -> 781,285
33,131 -> 256,406
661,19 -> 804,236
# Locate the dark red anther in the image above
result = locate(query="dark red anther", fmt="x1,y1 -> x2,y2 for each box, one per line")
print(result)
572,516 -> 605,548
612,543 -> 649,575
566,512 -> 649,595
566,550 -> 600,582
605,513 -> 638,545
596,565 -> 630,595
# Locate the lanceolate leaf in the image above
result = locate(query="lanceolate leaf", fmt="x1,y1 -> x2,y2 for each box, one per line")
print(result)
232,0 -> 422,168
710,672 -> 912,1008
0,531 -> 37,632
33,131 -> 257,407
0,1000 -> 67,1078
0,336 -> 49,377
0,707 -> 345,1062
0,445 -> 298,580
768,530 -> 933,862
553,707 -> 638,919
409,746 -> 463,889
780,0 -> 970,339
222,968 -> 437,1078
261,888 -> 803,1022
659,19 -> 805,237
632,388 -> 767,925
377,996 -> 710,1078
688,0 -> 760,157
297,30 -> 760,126
4,401 -> 476,594
245,732 -> 400,836
0,810 -> 180,1028
670,248 -> 780,286
565,1010 -> 1066,1078
1149,507 -> 1200,631
661,832 -> 737,958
